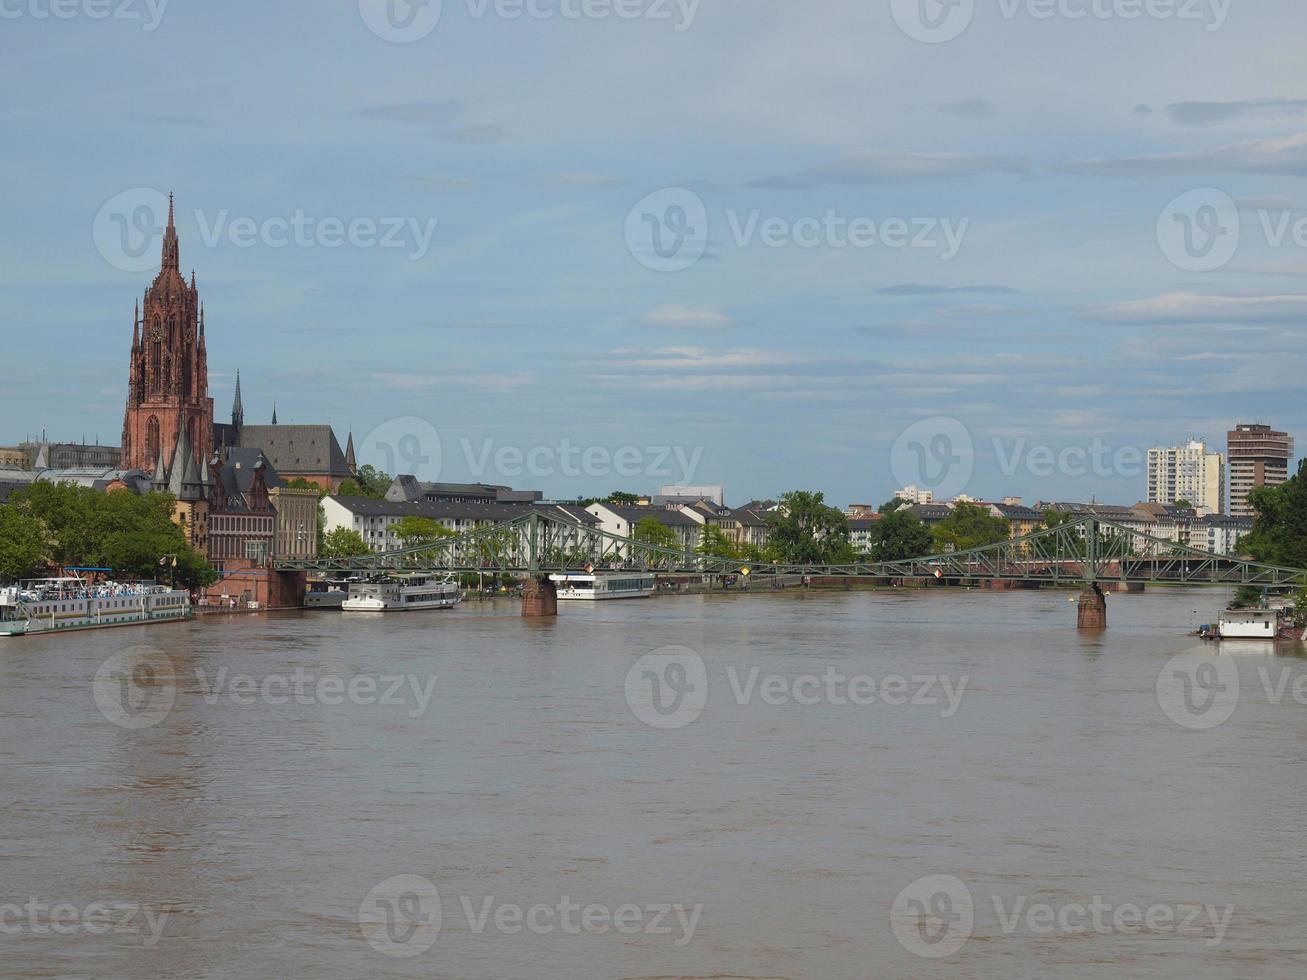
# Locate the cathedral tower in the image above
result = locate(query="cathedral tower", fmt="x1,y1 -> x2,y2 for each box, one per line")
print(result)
120,194 -> 214,478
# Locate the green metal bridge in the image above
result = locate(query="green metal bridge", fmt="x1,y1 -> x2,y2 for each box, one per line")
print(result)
276,511 -> 1307,589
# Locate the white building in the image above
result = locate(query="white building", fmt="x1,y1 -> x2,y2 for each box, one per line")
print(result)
894,486 -> 935,505
656,485 -> 725,507
321,497 -> 596,553
585,503 -> 703,556
1147,440 -> 1225,515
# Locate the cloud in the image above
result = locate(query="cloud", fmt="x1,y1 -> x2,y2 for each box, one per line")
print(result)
633,305 -> 735,330
1080,292 -> 1307,325
939,99 -> 995,119
875,284 -> 1021,296
443,124 -> 506,144
546,173 -> 623,186
1163,98 -> 1307,127
751,150 -> 1027,188
1133,104 -> 1155,116
1056,132 -> 1307,177
359,101 -> 462,125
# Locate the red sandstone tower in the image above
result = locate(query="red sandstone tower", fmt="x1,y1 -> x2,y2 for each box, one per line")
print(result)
120,194 -> 214,476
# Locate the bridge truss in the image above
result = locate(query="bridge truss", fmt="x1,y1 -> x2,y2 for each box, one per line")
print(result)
277,512 -> 1307,588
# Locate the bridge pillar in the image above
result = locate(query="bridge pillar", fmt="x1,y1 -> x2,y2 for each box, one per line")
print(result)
1077,583 -> 1107,630
521,576 -> 558,618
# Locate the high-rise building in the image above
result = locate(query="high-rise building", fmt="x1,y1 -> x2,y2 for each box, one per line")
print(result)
1147,440 -> 1224,514
1227,423 -> 1294,517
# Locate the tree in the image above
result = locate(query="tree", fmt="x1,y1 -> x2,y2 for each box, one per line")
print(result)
322,527 -> 370,558
869,510 -> 934,562
632,516 -> 679,550
1174,499 -> 1193,510
1241,461 -> 1307,569
932,503 -> 1010,554
393,516 -> 456,546
765,491 -> 852,564
607,491 -> 642,506
879,497 -> 908,515
697,524 -> 741,560
338,465 -> 391,499
0,507 -> 49,581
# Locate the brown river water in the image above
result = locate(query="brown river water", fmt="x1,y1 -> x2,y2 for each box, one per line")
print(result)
2,588 -> 1305,979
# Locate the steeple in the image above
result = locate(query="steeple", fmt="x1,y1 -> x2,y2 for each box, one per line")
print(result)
345,431 -> 357,473
161,191 -> 180,271
271,403 -> 278,425
232,370 -> 244,429
132,300 -> 140,349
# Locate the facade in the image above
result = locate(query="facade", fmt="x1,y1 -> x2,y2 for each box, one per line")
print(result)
849,518 -> 878,556
1201,515 -> 1254,555
0,448 -> 27,469
207,449 -> 277,564
18,442 -> 121,469
1227,423 -> 1294,517
1147,440 -> 1224,514
656,485 -> 726,507
120,195 -> 213,478
584,503 -> 702,554
269,487 -> 320,560
989,502 -> 1042,541
894,486 -> 935,505
322,497 -> 596,553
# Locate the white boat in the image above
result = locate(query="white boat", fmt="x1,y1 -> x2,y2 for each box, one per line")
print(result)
1218,607 -> 1280,639
549,572 -> 656,600
0,577 -> 191,637
342,574 -> 462,612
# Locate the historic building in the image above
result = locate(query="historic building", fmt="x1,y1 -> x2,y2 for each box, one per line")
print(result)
120,195 -> 214,483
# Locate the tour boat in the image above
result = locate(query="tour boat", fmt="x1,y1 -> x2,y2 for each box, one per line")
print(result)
1217,607 -> 1281,639
304,578 -> 350,610
341,574 -> 462,612
0,577 -> 192,637
549,572 -> 656,600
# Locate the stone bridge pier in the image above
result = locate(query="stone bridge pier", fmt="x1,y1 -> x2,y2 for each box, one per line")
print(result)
521,576 -> 558,618
1077,582 -> 1107,629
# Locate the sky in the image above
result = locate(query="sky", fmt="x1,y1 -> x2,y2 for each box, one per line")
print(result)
3,0 -> 1307,506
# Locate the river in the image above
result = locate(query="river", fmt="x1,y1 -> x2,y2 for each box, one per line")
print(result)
2,588 -> 1305,978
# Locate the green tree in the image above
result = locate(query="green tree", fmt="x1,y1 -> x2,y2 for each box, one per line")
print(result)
765,491 -> 852,564
393,516 -> 456,546
338,465 -> 392,499
1241,461 -> 1307,569
869,510 -> 934,561
0,507 -> 50,581
322,527 -> 370,557
879,497 -> 908,514
932,503 -> 1010,553
696,524 -> 741,560
632,516 -> 679,550
607,491 -> 642,506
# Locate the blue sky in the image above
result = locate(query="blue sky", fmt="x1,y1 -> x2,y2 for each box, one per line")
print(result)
3,0 -> 1306,505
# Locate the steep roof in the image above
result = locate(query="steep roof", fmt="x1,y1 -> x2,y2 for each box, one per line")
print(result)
329,496 -> 598,525
239,424 -> 352,478
214,448 -> 284,502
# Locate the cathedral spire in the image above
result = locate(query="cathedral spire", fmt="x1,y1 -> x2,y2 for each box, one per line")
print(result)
132,300 -> 140,349
232,370 -> 244,429
161,191 -> 180,271
271,403 -> 278,425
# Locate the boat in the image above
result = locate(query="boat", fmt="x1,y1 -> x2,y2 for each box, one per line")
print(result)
1217,607 -> 1280,639
0,577 -> 192,637
341,574 -> 462,612
549,572 -> 656,600
304,578 -> 350,610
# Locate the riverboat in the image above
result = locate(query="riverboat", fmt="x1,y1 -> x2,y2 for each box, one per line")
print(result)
0,577 -> 192,637
549,572 -> 656,600
341,574 -> 462,612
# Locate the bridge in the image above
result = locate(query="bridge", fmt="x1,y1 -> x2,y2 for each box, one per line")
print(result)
275,512 -> 1306,626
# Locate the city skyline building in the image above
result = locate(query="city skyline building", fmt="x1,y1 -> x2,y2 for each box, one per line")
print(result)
1146,439 -> 1225,515
1228,423 -> 1294,518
